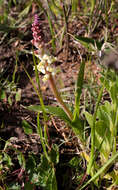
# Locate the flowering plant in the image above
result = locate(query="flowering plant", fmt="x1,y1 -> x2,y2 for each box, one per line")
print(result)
31,14 -> 73,120
31,14 -> 56,82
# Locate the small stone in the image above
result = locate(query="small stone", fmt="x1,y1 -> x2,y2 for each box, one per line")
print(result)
100,48 -> 118,72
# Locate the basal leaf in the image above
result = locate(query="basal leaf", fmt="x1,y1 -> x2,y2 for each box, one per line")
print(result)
71,116 -> 84,141
26,105 -> 84,138
84,111 -> 93,127
95,120 -> 111,157
27,105 -> 71,123
97,108 -> 110,127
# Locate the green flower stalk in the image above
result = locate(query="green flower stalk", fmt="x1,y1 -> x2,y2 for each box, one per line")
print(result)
31,14 -> 73,120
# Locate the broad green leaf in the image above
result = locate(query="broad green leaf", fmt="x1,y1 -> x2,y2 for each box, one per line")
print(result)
102,101 -> 111,114
97,108 -> 110,127
26,104 -> 84,138
71,116 -> 84,140
22,120 -> 33,135
110,84 -> 118,103
27,105 -> 71,123
95,121 -> 111,159
95,121 -> 110,138
84,111 -> 93,127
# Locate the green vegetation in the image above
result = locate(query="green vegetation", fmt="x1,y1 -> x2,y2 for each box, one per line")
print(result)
0,0 -> 118,189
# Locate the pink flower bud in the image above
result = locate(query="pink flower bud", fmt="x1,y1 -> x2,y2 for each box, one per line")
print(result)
31,14 -> 44,48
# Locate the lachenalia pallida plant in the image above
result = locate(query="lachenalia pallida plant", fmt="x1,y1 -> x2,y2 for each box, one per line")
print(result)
30,14 -> 90,179
31,14 -> 73,120
31,13 -> 91,156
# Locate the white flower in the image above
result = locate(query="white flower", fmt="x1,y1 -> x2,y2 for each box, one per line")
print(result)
37,62 -> 45,74
52,71 -> 56,76
33,51 -> 57,82
46,66 -> 54,72
42,54 -> 50,62
41,54 -> 57,64
42,74 -> 49,82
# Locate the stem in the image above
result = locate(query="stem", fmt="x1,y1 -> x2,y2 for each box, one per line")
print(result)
48,73 -> 73,120
23,64 -> 50,150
